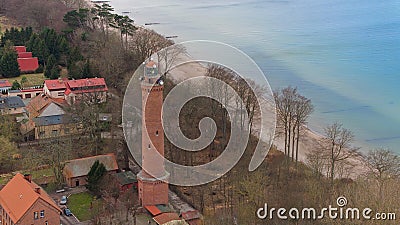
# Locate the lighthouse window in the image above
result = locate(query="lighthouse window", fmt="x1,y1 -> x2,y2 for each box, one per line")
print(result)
148,144 -> 151,149
156,130 -> 159,136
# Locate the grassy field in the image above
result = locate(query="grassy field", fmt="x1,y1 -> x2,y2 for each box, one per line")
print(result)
68,192 -> 101,221
0,167 -> 53,185
0,73 -> 46,87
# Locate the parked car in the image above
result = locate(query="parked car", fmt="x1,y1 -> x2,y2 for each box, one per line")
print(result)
64,208 -> 72,217
60,196 -> 67,205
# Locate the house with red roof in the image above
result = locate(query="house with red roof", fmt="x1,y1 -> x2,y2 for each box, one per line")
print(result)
0,173 -> 61,225
14,46 -> 39,73
64,78 -> 108,104
43,78 -> 108,104
43,79 -> 67,99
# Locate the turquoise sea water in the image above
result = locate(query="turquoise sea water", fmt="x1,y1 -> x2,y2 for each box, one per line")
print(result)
112,0 -> 400,153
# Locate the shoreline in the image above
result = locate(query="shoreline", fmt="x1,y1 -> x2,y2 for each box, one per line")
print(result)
90,0 -> 369,179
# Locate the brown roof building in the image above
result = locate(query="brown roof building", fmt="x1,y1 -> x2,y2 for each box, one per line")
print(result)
0,173 -> 61,225
63,153 -> 119,188
20,94 -> 77,140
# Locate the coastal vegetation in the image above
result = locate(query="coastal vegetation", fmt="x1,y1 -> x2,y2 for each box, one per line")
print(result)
0,0 -> 398,224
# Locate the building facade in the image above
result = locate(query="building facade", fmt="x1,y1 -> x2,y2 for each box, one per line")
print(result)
43,78 -> 108,104
137,60 -> 169,206
0,174 -> 61,225
0,96 -> 25,115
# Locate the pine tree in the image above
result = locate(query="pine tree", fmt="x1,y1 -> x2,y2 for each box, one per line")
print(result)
86,160 -> 106,194
0,43 -> 20,78
44,54 -> 57,78
50,66 -> 60,79
82,59 -> 92,78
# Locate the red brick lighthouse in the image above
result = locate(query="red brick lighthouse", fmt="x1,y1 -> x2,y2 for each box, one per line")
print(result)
137,60 -> 169,206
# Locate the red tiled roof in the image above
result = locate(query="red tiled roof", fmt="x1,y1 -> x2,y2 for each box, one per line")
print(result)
14,46 -> 27,53
18,52 -> 33,58
64,88 -> 71,95
0,80 -> 12,88
66,78 -> 107,88
66,78 -> 108,94
145,205 -> 162,216
181,210 -> 201,221
44,79 -> 67,90
153,213 -> 181,225
0,173 -> 61,224
20,88 -> 43,93
17,57 -> 39,72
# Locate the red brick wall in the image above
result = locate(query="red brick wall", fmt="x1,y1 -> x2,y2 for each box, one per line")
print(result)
138,179 -> 169,206
139,81 -> 169,206
18,198 -> 60,225
141,85 -> 165,178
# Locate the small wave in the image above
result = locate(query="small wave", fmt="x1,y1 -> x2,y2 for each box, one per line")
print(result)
322,105 -> 370,114
366,136 -> 400,142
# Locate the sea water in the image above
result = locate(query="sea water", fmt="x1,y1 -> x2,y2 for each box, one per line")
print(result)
111,0 -> 400,153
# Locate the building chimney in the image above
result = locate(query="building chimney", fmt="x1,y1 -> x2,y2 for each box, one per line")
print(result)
35,187 -> 41,194
24,174 -> 32,183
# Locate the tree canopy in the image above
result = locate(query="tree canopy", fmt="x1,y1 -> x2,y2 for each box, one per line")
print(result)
86,160 -> 107,194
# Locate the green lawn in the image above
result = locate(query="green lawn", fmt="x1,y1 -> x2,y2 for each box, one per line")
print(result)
0,73 -> 46,87
68,192 -> 100,222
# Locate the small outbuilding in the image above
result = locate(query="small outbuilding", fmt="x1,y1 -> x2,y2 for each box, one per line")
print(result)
112,171 -> 137,192
63,153 -> 119,188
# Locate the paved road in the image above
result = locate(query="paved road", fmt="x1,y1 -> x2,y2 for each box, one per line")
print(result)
50,187 -> 87,225
60,213 -> 80,225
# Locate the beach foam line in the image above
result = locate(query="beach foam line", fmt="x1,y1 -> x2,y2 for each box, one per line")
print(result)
322,105 -> 370,114
365,135 -> 400,142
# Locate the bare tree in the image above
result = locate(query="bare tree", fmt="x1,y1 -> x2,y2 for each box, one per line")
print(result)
323,122 -> 359,187
156,43 -> 186,78
364,148 -> 400,200
130,28 -> 172,63
293,95 -> 313,164
274,87 -> 313,165
274,87 -> 296,157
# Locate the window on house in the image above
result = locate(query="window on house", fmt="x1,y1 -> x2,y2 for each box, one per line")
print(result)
64,128 -> 70,134
39,131 -> 45,137
40,210 -> 45,218
52,130 -> 58,136
34,211 -> 38,220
